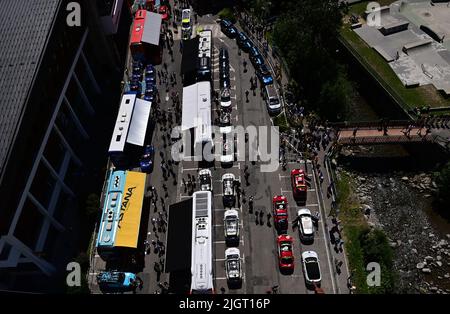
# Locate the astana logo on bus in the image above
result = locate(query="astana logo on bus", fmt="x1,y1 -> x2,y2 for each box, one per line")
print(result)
171,118 -> 280,173
118,186 -> 136,228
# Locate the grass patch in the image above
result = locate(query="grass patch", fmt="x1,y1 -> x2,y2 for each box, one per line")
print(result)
218,8 -> 236,23
341,4 -> 450,110
273,113 -> 290,133
336,172 -> 397,293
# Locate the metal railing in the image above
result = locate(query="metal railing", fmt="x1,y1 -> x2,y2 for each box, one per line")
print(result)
338,134 -> 437,145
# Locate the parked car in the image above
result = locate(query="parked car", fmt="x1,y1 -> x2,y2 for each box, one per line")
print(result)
225,248 -> 242,287
219,70 -> 231,92
220,132 -> 234,166
145,64 -> 155,77
198,169 -> 212,192
220,19 -> 238,38
97,271 -> 139,293
277,235 -> 294,273
256,63 -> 273,85
140,145 -> 155,173
237,32 -> 252,52
301,251 -> 322,286
264,84 -> 281,115
222,173 -> 236,207
250,53 -> 264,67
297,208 -> 314,243
219,47 -> 229,62
272,195 -> 289,234
224,209 -> 240,241
291,169 -> 307,203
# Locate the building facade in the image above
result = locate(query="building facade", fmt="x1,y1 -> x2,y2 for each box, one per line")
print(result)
0,0 -> 130,292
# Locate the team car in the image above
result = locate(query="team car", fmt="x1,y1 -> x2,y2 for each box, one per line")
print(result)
225,248 -> 242,287
277,235 -> 294,273
291,168 -> 307,203
222,173 -> 236,207
297,208 -> 315,243
272,195 -> 289,234
301,251 -> 322,286
198,169 -> 212,192
139,145 -> 155,173
224,209 -> 240,241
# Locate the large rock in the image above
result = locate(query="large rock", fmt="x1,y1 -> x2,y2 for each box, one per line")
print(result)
422,268 -> 432,274
425,256 -> 434,262
436,261 -> 443,267
401,176 -> 409,181
416,262 -> 425,269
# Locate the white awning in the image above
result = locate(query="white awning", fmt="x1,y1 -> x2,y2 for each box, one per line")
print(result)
109,94 -> 136,153
181,82 -> 211,134
127,99 -> 152,146
142,11 -> 162,45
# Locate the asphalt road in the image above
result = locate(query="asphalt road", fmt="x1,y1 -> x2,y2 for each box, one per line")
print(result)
90,3 -> 349,295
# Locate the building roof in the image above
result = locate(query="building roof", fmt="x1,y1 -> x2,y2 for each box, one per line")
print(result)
0,0 -> 61,177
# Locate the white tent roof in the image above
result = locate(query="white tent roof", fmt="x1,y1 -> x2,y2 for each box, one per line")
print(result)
127,98 -> 152,146
181,81 -> 212,134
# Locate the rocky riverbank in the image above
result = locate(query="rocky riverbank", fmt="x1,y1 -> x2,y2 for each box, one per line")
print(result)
337,166 -> 450,294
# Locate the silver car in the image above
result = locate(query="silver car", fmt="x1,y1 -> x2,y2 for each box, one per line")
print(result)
301,251 -> 321,286
225,248 -> 242,285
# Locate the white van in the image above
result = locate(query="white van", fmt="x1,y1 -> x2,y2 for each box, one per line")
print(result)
264,84 -> 281,115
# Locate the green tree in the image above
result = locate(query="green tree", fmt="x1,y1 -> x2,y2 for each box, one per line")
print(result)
272,0 -> 351,118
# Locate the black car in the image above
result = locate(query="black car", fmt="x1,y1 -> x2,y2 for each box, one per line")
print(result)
219,59 -> 230,74
237,32 -> 252,52
250,54 -> 264,67
220,19 -> 238,38
219,70 -> 230,89
219,47 -> 229,62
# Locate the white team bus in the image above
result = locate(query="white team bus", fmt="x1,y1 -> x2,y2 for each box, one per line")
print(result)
190,191 -> 214,294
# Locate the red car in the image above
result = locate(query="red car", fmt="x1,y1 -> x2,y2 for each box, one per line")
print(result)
272,195 -> 289,233
159,5 -> 170,21
277,235 -> 294,272
291,169 -> 307,202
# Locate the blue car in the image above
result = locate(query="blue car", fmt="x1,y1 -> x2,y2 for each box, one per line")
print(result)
256,64 -> 273,85
145,75 -> 156,86
249,46 -> 260,59
237,32 -> 252,52
145,64 -> 155,76
97,271 -> 138,293
251,54 -> 264,67
144,94 -> 154,102
140,145 -> 155,173
129,79 -> 140,91
220,19 -> 238,38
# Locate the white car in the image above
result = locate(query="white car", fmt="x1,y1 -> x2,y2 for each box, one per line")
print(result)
297,208 -> 314,242
220,132 -> 234,165
225,248 -> 242,285
224,209 -> 239,240
220,88 -> 232,109
198,169 -> 212,192
301,251 -> 321,286
222,173 -> 236,207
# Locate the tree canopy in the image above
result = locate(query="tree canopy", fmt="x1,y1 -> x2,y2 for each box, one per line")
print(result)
271,0 -> 350,119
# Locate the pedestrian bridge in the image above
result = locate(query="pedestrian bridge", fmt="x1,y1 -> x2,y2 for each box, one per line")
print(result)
337,127 -> 438,145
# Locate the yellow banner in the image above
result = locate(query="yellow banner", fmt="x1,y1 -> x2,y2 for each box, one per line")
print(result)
115,171 -> 146,248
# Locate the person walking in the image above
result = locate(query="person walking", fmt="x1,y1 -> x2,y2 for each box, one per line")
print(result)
245,90 -> 249,103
